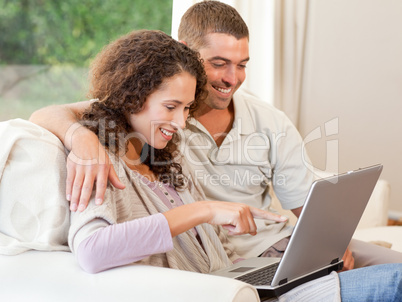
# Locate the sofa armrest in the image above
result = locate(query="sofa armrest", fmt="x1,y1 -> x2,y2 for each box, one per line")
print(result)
355,179 -> 390,229
0,251 -> 259,302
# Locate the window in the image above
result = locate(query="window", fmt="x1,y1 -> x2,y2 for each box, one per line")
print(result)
0,0 -> 173,121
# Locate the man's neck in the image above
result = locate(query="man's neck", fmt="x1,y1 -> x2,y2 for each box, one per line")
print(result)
194,101 -> 234,147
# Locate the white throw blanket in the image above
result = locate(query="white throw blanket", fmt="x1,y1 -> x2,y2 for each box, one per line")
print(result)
0,119 -> 70,255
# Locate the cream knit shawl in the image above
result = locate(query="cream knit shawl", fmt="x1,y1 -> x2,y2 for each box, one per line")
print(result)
69,152 -> 237,274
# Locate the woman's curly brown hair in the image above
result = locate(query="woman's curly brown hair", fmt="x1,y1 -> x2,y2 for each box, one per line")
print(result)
81,30 -> 207,188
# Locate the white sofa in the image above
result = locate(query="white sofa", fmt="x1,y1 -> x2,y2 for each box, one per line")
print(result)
0,119 -> 261,302
1,119 -> 400,302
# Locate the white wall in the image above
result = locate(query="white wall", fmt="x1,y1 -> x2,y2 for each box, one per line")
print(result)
297,0 -> 402,212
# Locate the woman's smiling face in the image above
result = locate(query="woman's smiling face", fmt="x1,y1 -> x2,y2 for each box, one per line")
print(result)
127,71 -> 196,150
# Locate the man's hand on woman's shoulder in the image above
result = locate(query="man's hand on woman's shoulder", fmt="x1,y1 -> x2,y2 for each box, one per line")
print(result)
66,126 -> 125,212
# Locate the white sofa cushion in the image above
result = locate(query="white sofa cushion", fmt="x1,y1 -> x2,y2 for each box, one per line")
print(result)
0,251 -> 259,302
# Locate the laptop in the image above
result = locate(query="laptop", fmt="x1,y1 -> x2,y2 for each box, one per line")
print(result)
210,164 -> 383,299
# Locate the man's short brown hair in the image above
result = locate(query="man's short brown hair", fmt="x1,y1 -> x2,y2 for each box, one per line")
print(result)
178,0 -> 249,51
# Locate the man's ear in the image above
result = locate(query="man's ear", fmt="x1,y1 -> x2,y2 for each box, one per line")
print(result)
179,40 -> 188,46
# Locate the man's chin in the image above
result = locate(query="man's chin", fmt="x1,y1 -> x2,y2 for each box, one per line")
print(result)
217,98 -> 233,110
206,95 -> 232,110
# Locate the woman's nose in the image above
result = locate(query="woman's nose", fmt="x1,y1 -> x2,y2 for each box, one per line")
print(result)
173,111 -> 186,129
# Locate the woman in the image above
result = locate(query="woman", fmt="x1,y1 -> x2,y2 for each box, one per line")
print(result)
69,29 -> 287,274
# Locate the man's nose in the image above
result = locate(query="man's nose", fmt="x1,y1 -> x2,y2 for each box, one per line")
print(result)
222,66 -> 237,86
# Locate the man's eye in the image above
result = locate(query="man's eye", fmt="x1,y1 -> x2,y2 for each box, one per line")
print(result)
212,62 -> 225,68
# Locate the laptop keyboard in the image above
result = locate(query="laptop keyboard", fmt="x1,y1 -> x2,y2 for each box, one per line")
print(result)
235,262 -> 280,286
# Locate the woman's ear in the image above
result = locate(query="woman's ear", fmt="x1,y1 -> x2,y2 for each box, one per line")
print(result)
179,40 -> 188,46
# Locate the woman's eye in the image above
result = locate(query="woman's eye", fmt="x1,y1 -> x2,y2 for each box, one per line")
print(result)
165,105 -> 175,110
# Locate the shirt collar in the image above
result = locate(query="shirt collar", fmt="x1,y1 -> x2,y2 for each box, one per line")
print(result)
232,90 -> 255,135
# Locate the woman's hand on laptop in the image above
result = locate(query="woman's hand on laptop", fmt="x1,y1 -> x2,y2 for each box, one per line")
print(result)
204,201 -> 288,236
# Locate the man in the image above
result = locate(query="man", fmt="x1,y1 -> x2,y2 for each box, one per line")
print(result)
176,1 -> 309,261
30,0 -> 402,268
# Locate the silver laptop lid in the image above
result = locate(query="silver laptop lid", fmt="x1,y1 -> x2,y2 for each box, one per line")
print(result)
271,164 -> 383,286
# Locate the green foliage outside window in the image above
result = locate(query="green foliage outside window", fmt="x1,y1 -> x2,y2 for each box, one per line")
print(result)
0,0 -> 173,121
0,0 -> 173,66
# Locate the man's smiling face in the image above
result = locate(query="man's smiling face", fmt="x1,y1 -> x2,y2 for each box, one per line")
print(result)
197,33 -> 249,111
